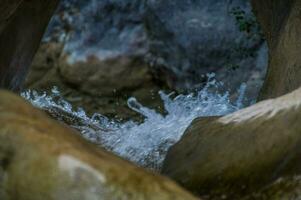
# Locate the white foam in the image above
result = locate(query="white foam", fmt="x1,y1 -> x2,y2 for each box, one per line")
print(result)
22,77 -> 245,170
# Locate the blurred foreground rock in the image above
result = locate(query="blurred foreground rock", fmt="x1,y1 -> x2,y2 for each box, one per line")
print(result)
0,90 -> 197,200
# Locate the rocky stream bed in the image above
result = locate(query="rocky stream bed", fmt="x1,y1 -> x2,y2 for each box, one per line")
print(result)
2,0 -> 301,200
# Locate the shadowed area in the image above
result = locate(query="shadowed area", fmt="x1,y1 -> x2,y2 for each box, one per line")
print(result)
0,0 -> 59,91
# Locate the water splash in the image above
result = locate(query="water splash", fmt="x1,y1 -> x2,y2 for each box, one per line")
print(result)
21,77 -> 246,170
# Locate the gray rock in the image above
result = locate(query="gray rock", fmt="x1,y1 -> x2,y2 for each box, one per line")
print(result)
144,0 -> 267,97
42,0 -> 267,99
46,0 -> 148,62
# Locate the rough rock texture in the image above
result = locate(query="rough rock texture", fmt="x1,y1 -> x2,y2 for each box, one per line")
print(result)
0,0 -> 59,91
26,0 -> 267,105
252,0 -> 301,100
144,0 -> 267,96
0,90 -> 197,200
243,176 -> 301,200
162,87 -> 301,198
45,0 -> 147,62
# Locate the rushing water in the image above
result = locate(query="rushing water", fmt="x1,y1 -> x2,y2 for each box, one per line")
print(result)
22,76 -> 246,170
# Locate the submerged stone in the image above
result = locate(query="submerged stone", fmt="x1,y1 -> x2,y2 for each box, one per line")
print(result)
0,90 -> 197,200
162,87 -> 301,198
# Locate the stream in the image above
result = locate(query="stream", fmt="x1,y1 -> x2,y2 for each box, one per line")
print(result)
22,75 -> 247,171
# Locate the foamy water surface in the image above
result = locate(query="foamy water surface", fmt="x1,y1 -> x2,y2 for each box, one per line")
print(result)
22,76 -> 246,170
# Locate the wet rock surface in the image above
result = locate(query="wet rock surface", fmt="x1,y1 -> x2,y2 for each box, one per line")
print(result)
0,90 -> 197,200
25,0 -> 268,117
144,0 -> 267,96
25,42 -> 166,121
162,87 -> 301,199
3,0 -> 301,200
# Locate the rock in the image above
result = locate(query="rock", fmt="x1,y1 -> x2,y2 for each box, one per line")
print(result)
24,0 -> 167,120
25,42 -> 166,120
24,0 -> 270,119
33,0 -> 267,101
59,55 -> 155,97
252,0 -> 301,100
46,0 -> 148,63
243,176 -> 301,200
162,87 -> 301,198
144,0 -> 267,96
25,42 -> 65,89
0,90 -> 197,200
0,0 -> 59,91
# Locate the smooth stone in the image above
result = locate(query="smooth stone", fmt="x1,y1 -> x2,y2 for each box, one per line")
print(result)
0,90 -> 197,200
163,87 -> 301,198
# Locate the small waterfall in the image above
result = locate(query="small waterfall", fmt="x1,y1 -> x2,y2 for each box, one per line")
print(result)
22,76 -> 246,170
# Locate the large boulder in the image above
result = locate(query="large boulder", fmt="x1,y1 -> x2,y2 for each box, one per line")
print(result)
25,42 -> 166,120
0,0 -> 59,90
28,0 -> 267,102
162,87 -> 301,198
0,90 -> 197,200
144,0 -> 267,96
45,0 -> 147,63
242,176 -> 301,200
24,0 -> 166,120
252,0 -> 301,100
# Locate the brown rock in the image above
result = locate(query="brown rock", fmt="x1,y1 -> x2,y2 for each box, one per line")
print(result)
162,87 -> 301,198
243,176 -> 301,200
0,90 -> 197,200
252,0 -> 301,100
25,42 -> 64,88
59,55 -> 155,97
